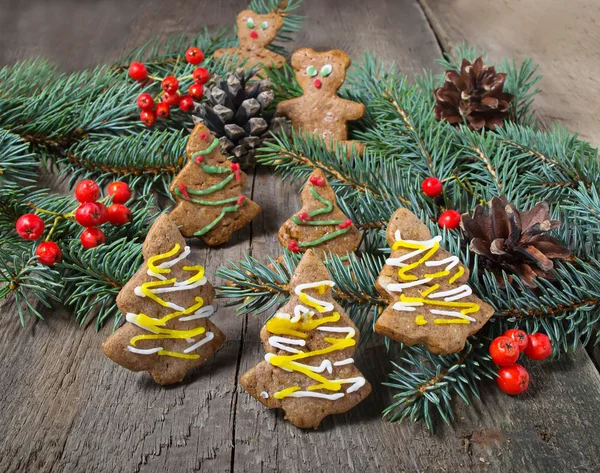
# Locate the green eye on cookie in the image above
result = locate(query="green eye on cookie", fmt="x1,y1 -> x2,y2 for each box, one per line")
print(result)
260,21 -> 268,30
247,18 -> 255,28
306,65 -> 317,77
320,64 -> 333,77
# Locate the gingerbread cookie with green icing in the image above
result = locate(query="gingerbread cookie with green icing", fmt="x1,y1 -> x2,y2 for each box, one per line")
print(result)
276,48 -> 365,154
213,9 -> 286,72
375,208 -> 495,355
278,169 -> 361,256
169,123 -> 261,246
102,215 -> 226,385
240,249 -> 371,429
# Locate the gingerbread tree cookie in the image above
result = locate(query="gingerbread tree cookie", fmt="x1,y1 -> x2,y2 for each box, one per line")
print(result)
102,215 -> 226,385
278,169 -> 361,256
374,208 -> 495,355
213,9 -> 286,72
169,122 -> 261,245
276,48 -> 365,153
240,249 -> 371,429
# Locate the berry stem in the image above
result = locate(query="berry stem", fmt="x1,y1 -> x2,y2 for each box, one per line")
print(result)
147,74 -> 163,82
45,216 -> 62,242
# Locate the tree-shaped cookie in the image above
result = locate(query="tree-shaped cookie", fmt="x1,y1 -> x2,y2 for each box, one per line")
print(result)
169,122 -> 261,246
375,208 -> 494,355
102,215 -> 226,385
240,249 -> 371,429
276,48 -> 365,153
213,9 -> 286,72
278,169 -> 361,256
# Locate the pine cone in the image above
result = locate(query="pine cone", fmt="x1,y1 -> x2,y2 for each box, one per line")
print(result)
193,68 -> 289,169
434,57 -> 514,131
461,196 -> 571,288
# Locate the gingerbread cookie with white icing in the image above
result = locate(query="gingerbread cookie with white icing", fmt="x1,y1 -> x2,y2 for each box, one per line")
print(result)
375,208 -> 495,355
102,215 -> 226,385
240,249 -> 371,429
276,48 -> 365,154
213,9 -> 286,72
169,122 -> 261,246
278,168 -> 361,256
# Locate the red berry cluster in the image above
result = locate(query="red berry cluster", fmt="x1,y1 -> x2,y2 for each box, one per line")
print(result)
420,177 -> 462,230
129,47 -> 211,127
489,329 -> 552,395
15,180 -> 133,267
75,180 -> 132,249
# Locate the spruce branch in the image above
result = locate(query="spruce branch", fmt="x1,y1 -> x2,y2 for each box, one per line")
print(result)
0,129 -> 38,184
247,0 -> 304,55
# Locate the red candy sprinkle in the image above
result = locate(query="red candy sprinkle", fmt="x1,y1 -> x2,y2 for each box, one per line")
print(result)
200,132 -> 207,140
288,241 -> 300,253
237,196 -> 246,206
195,155 -> 203,164
250,31 -> 259,39
230,162 -> 241,181
298,211 -> 311,222
309,176 -> 325,186
339,219 -> 353,229
314,79 -> 322,89
178,184 -> 190,199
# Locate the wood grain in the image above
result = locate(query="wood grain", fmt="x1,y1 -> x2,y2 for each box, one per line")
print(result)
2,1 -> 600,472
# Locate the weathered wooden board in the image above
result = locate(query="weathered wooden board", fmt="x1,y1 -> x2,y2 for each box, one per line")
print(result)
2,1 -> 600,472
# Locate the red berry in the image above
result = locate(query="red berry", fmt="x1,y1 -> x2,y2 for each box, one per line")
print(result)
80,227 -> 106,249
162,92 -> 181,107
189,83 -> 204,100
95,202 -> 109,225
107,204 -> 132,226
16,214 -> 45,240
179,95 -> 195,113
504,329 -> 529,353
185,47 -> 204,65
75,202 -> 104,227
193,67 -> 210,84
524,333 -> 552,361
106,181 -> 131,204
489,336 -> 520,367
74,179 -> 100,203
421,177 -> 443,198
497,364 -> 530,395
35,241 -> 62,266
140,110 -> 156,127
156,102 -> 170,119
128,62 -> 148,82
161,76 -> 179,93
137,93 -> 154,111
438,209 -> 461,229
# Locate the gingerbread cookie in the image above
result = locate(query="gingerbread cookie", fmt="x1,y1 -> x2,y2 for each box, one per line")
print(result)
102,215 -> 226,385
374,208 -> 495,355
213,9 -> 286,72
240,249 -> 371,429
169,122 -> 261,245
276,48 -> 365,153
278,168 -> 361,256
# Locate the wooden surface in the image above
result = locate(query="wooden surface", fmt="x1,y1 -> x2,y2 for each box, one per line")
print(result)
1,1 -> 600,472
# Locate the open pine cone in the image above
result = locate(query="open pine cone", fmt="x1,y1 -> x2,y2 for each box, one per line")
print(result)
193,68 -> 289,169
461,196 -> 571,288
434,57 -> 514,131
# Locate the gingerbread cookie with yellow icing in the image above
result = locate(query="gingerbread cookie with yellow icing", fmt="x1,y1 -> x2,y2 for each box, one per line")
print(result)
278,168 -> 361,256
375,208 -> 495,355
240,249 -> 371,429
169,122 -> 261,246
102,215 -> 226,385
276,48 -> 365,154
213,9 -> 286,72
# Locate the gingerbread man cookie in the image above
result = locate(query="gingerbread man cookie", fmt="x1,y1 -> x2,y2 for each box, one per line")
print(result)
169,123 -> 261,246
375,208 -> 495,355
213,9 -> 286,72
102,215 -> 226,385
278,168 -> 361,256
240,249 -> 371,428
276,48 -> 365,153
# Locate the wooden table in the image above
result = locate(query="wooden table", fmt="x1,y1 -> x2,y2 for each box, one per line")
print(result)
2,1 -> 600,471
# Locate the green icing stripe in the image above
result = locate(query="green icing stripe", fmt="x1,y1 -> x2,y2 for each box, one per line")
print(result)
298,228 -> 350,247
192,138 -> 220,157
186,173 -> 235,195
194,203 -> 242,236
308,187 -> 333,217
174,188 -> 239,206
291,217 -> 345,226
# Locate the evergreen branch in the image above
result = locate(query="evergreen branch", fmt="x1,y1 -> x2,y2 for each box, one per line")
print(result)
248,0 -> 304,54
0,129 -> 38,184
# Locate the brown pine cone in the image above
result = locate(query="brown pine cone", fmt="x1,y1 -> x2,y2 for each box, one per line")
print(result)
461,196 -> 571,287
434,57 -> 514,131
